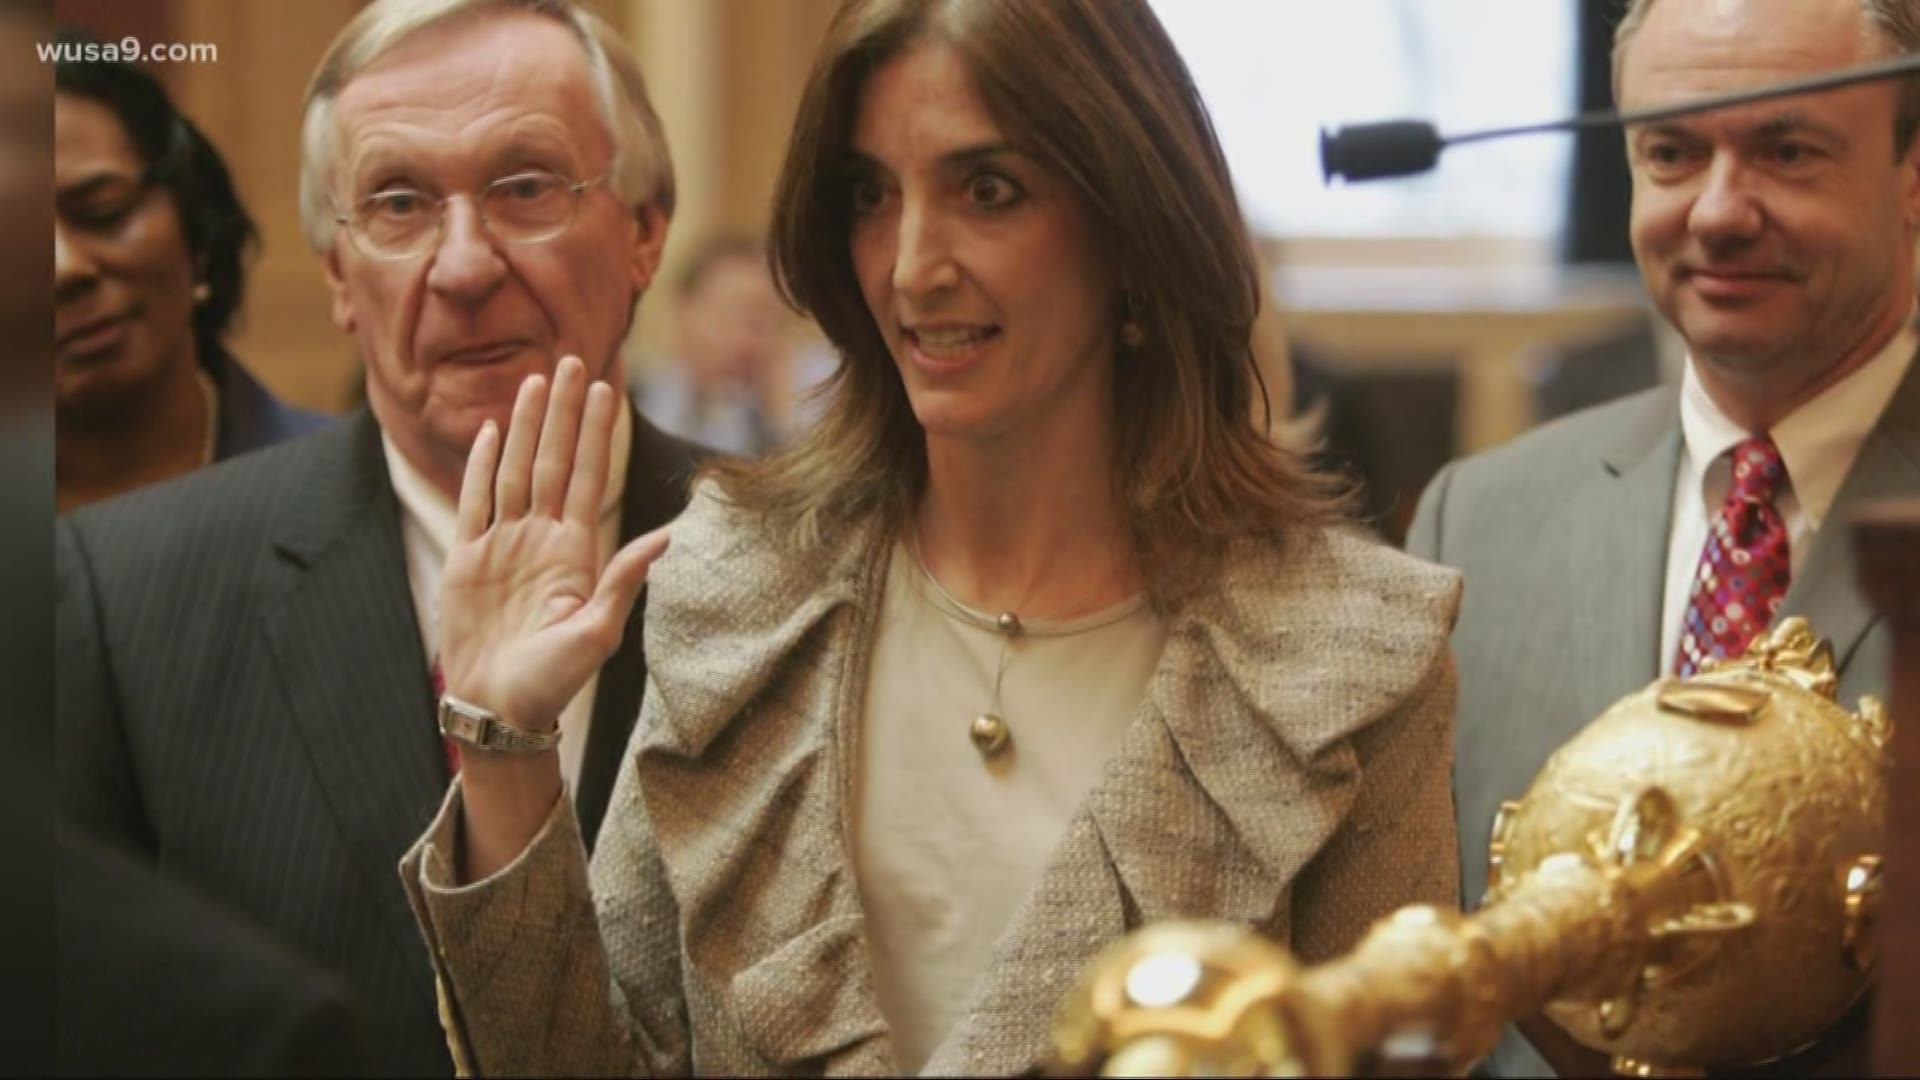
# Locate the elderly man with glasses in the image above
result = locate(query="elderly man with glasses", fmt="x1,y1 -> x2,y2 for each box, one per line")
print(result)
55,2 -> 703,1073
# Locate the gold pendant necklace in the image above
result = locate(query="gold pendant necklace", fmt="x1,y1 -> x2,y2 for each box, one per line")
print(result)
906,530 -> 1145,760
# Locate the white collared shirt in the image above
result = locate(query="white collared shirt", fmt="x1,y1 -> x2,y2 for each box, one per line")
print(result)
1659,321 -> 1917,669
382,403 -> 632,791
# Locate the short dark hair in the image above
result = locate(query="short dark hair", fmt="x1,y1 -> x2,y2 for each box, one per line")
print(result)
1614,0 -> 1920,155
54,26 -> 259,354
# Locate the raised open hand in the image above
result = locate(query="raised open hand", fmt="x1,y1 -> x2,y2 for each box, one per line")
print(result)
437,356 -> 669,734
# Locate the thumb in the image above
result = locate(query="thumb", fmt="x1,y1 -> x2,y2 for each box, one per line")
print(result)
583,527 -> 671,641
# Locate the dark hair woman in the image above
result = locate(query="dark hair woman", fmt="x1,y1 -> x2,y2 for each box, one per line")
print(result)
55,27 -> 327,512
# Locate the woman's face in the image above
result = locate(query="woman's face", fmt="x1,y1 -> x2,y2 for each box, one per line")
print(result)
847,40 -> 1119,447
54,93 -> 201,414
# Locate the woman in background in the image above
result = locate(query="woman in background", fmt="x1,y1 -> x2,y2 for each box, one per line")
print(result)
55,29 -> 326,512
404,0 -> 1462,1074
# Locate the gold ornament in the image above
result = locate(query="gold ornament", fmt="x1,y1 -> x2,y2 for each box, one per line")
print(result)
1048,617 -> 1889,1077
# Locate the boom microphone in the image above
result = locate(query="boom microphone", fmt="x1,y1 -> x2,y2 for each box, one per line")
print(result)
1320,50 -> 1920,183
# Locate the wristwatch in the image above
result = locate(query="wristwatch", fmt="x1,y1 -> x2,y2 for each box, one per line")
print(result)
436,695 -> 562,754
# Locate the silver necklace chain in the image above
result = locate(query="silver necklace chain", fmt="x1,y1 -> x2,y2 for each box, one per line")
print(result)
904,527 -> 1147,758
904,527 -> 1147,639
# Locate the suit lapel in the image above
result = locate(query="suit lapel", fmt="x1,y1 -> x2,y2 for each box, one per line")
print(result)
1571,391 -> 1681,715
576,409 -> 701,850
256,411 -> 443,998
1783,351 -> 1920,673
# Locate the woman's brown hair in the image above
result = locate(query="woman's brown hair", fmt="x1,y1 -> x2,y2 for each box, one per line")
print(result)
713,0 -> 1349,602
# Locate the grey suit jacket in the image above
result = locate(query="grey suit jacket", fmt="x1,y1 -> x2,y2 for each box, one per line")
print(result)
1406,350 -> 1920,1076
401,486 -> 1465,1077
57,407 -> 702,1077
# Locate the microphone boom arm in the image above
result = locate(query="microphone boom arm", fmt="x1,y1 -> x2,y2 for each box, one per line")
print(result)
1322,50 -> 1920,182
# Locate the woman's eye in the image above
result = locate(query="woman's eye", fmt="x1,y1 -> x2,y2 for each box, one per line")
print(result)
850,178 -> 887,214
968,173 -> 1022,209
72,201 -> 137,231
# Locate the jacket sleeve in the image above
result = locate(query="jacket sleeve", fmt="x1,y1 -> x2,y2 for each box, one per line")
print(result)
56,517 -> 154,852
1286,643 -> 1462,964
400,678 -> 690,1078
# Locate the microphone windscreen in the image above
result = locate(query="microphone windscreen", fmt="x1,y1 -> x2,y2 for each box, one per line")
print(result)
1320,121 -> 1444,182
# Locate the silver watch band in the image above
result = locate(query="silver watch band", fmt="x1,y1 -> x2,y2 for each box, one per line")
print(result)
437,695 -> 561,754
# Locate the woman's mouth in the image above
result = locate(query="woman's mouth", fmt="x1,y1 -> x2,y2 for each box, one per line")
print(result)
56,312 -> 135,364
904,325 -> 999,374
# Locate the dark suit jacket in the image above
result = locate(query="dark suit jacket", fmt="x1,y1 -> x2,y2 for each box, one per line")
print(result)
58,823 -> 373,1078
56,406 -> 702,1077
1406,350 -> 1920,1076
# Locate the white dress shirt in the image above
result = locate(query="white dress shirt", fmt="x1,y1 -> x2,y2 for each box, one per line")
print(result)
382,404 -> 632,791
1659,322 -> 1916,670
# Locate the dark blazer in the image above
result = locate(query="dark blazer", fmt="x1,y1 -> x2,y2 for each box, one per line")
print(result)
208,345 -> 332,459
58,823 -> 373,1078
57,406 -> 702,1077
1406,349 -> 1920,1076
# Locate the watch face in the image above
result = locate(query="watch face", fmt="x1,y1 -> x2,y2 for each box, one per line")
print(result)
439,701 -> 487,743
439,698 -> 557,752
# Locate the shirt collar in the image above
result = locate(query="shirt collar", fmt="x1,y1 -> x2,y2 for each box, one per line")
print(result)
382,397 -> 633,557
1679,316 -> 1917,528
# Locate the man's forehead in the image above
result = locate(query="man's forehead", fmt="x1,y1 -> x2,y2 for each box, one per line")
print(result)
1628,105 -> 1854,146
331,13 -> 603,149
1621,0 -> 1878,106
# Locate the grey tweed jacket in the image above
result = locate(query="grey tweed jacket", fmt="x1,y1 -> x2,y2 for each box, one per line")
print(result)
401,485 -> 1464,1077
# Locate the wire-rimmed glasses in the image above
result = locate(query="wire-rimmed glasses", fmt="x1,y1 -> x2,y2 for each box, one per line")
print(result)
334,170 -> 608,261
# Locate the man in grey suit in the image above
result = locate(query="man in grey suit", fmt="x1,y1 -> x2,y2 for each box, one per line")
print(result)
56,2 -> 700,1074
1408,0 -> 1920,1073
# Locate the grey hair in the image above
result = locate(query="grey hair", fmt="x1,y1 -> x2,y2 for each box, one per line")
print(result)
297,0 -> 675,253
1612,0 -> 1920,153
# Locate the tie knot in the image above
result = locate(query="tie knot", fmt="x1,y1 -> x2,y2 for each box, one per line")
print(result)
1727,435 -> 1786,504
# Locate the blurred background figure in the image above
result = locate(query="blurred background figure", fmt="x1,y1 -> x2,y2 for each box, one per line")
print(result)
633,233 -> 795,455
54,27 -> 326,514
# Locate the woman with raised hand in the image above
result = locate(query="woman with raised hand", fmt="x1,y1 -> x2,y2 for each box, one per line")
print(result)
404,0 -> 1462,1074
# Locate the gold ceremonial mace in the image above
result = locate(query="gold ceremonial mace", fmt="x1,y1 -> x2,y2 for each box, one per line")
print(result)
1049,618 -> 1890,1078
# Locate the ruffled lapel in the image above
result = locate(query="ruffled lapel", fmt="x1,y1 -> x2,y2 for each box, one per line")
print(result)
925,531 -> 1460,1077
637,490 -> 882,761
634,489 -> 901,1074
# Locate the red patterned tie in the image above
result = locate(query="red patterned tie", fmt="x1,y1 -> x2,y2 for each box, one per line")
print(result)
431,660 -> 460,776
1673,435 -> 1791,677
